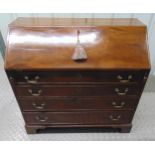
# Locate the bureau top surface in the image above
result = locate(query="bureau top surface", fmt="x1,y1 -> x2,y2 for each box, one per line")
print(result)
9,18 -> 145,27
5,18 -> 150,70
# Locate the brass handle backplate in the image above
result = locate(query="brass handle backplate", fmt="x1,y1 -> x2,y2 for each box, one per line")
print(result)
24,76 -> 40,84
36,115 -> 48,122
115,88 -> 128,96
112,102 -> 125,108
28,89 -> 42,96
109,115 -> 121,121
32,102 -> 45,109
117,75 -> 132,83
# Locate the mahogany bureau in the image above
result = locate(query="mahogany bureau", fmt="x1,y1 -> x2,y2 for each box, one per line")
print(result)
5,18 -> 150,134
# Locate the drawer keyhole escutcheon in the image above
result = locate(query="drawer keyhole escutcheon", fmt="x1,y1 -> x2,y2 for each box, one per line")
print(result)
24,76 -> 40,84
36,115 -> 48,122
109,115 -> 121,121
32,102 -> 45,109
117,75 -> 132,83
115,88 -> 128,96
28,89 -> 42,96
112,102 -> 125,108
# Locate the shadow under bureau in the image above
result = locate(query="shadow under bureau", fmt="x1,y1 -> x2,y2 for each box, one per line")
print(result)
5,18 -> 150,133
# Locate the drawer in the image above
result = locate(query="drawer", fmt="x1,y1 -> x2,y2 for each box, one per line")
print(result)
19,96 -> 139,111
8,70 -> 146,84
23,110 -> 134,125
15,84 -> 142,97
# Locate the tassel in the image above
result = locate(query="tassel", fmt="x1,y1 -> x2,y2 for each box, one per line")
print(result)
72,30 -> 87,61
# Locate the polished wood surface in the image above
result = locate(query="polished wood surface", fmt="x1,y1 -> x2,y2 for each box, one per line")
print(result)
19,96 -> 139,111
23,110 -> 134,125
5,18 -> 150,133
5,18 -> 150,70
15,84 -> 141,97
9,18 -> 145,27
7,70 -> 146,84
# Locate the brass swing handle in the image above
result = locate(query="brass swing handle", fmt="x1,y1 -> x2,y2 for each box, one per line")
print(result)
24,76 -> 40,84
109,115 -> 121,121
36,115 -> 48,122
117,75 -> 132,83
28,89 -> 42,96
32,102 -> 45,109
112,102 -> 125,108
115,88 -> 128,96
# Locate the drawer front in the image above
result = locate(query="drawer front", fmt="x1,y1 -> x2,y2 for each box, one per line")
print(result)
8,70 -> 146,84
23,110 -> 134,125
15,84 -> 141,97
19,96 -> 139,111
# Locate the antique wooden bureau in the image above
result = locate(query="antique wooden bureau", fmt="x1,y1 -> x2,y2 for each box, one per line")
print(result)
4,18 -> 150,133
